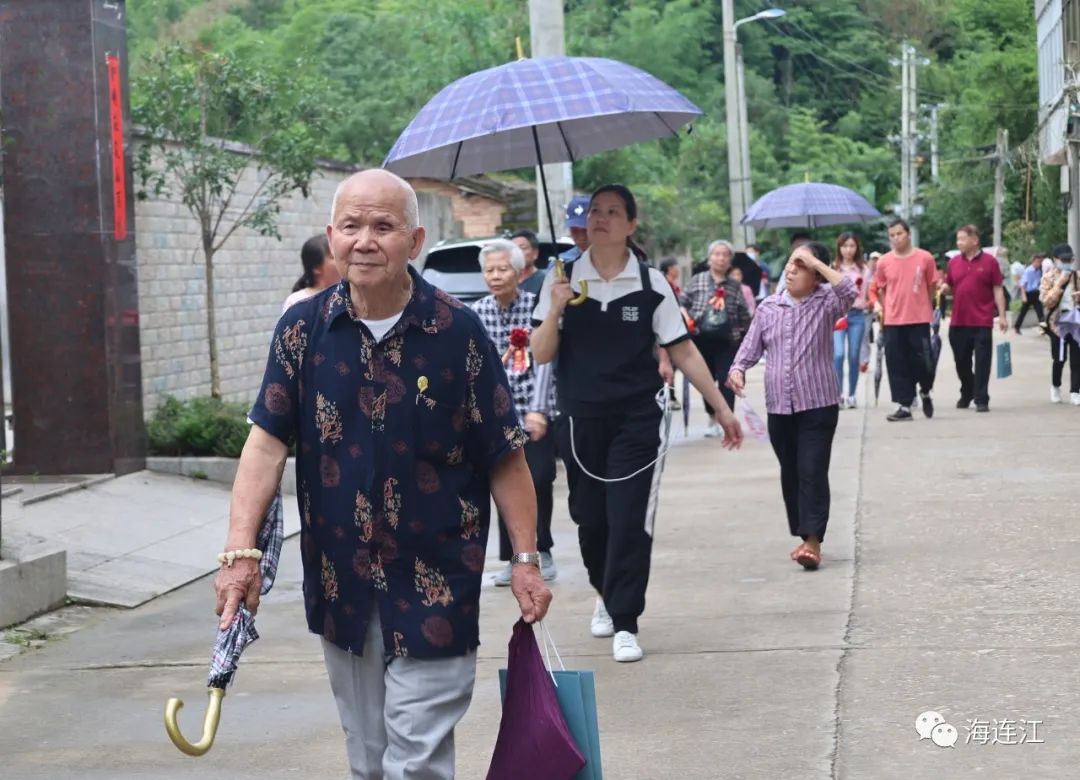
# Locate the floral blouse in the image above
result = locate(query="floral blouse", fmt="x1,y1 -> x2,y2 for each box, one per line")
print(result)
250,269 -> 527,659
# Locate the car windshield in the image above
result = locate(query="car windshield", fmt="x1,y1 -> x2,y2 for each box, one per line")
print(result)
423,242 -> 566,274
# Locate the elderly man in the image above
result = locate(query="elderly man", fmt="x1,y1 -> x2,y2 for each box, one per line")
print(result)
214,169 -> 552,780
471,238 -> 558,586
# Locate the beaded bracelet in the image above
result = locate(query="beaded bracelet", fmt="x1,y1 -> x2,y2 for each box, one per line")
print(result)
216,548 -> 263,567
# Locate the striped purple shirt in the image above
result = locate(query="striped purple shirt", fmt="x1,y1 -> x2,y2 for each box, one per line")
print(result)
730,277 -> 857,415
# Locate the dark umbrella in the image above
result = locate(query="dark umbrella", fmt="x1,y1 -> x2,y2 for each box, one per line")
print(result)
382,50 -> 701,293
874,322 -> 885,406
164,491 -> 285,756
732,252 -> 762,298
930,292 -> 943,379
681,371 -> 691,435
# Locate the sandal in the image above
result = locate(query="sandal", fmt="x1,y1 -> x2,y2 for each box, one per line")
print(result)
790,544 -> 807,561
795,547 -> 821,571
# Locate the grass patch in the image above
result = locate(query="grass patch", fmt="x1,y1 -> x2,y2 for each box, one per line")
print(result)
4,627 -> 51,648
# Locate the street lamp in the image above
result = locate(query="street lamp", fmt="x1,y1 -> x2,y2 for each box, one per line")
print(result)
723,4 -> 785,248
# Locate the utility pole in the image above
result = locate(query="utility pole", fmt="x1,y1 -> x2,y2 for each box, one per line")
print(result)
735,43 -> 756,246
929,104 -> 941,181
722,0 -> 746,248
894,42 -> 927,245
907,45 -> 923,246
528,0 -> 573,241
992,128 -> 1008,248
1070,142 -> 1080,254
899,42 -> 910,223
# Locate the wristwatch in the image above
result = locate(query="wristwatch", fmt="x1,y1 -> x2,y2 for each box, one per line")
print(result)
510,552 -> 541,568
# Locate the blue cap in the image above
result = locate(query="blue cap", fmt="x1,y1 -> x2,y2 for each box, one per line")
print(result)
565,196 -> 590,229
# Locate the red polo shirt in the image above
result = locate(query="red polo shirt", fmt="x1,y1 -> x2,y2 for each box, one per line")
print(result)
946,251 -> 1003,327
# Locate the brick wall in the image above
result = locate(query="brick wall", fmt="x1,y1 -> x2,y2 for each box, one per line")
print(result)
412,179 -> 507,237
134,157 -> 505,413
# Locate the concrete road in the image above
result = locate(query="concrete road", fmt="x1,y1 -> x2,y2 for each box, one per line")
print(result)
1,330 -> 1077,779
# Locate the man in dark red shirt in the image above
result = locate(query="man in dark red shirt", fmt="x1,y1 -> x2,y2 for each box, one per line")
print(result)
939,224 -> 1008,412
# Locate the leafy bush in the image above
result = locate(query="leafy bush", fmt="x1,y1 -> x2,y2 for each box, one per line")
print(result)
147,396 -> 250,458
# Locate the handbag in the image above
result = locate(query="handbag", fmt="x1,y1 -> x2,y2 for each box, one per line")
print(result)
495,621 -> 603,780
996,341 -> 1012,379
694,286 -> 733,343
1038,270 -> 1078,334
488,620 -> 586,780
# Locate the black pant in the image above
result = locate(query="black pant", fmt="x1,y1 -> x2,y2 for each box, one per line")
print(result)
1015,291 -> 1044,331
948,326 -> 993,405
884,323 -> 934,407
497,427 -> 556,559
556,403 -> 664,635
1050,331 -> 1080,393
767,405 -> 839,542
694,336 -> 737,414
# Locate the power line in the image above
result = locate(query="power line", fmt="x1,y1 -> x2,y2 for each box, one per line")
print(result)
752,12 -> 1038,112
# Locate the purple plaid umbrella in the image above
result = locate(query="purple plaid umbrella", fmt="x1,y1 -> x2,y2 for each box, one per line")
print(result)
165,490 -> 285,756
383,55 -> 700,258
740,182 -> 881,230
383,56 -> 701,180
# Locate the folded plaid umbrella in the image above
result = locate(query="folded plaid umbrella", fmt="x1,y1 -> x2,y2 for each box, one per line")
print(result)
874,328 -> 885,406
929,296 -> 943,382
165,489 -> 285,756
681,371 -> 691,435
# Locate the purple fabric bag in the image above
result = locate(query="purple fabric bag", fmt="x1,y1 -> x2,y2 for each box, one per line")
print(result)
486,620 -> 587,780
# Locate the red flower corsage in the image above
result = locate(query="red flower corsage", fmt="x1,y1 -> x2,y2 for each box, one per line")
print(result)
503,327 -> 531,374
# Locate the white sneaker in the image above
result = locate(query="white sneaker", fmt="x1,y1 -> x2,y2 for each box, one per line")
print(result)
492,563 -> 512,587
847,396 -> 857,409
1071,392 -> 1080,406
540,552 -> 557,582
1051,386 -> 1063,404
704,422 -> 722,438
590,598 -> 614,638
612,631 -> 643,662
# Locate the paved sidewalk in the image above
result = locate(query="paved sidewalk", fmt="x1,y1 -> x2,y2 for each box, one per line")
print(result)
3,471 -> 300,607
0,330 -> 1078,778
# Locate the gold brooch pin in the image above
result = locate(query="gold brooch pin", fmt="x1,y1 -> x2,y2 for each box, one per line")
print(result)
417,376 -> 429,393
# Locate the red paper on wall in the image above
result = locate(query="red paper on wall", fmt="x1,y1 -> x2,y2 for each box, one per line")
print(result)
107,54 -> 127,241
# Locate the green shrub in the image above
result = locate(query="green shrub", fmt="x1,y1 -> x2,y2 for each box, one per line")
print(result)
147,395 -> 250,458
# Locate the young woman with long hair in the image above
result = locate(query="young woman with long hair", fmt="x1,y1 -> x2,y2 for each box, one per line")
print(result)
282,234 -> 340,312
832,232 -> 870,408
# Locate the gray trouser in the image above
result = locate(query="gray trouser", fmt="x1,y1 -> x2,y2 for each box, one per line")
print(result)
321,606 -> 477,780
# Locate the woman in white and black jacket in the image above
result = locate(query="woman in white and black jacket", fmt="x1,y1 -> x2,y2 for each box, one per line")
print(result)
531,184 -> 743,664
681,240 -> 754,436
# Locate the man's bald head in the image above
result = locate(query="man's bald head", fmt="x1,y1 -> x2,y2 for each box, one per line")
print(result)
330,169 -> 420,231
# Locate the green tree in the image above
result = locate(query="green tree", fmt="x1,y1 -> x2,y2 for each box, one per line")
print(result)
132,44 -> 336,397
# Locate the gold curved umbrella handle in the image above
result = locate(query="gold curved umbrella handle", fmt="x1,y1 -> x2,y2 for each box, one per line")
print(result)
164,687 -> 225,756
553,259 -> 588,306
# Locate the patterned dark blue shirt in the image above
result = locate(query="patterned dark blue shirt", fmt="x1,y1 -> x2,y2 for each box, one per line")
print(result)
249,268 -> 527,659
